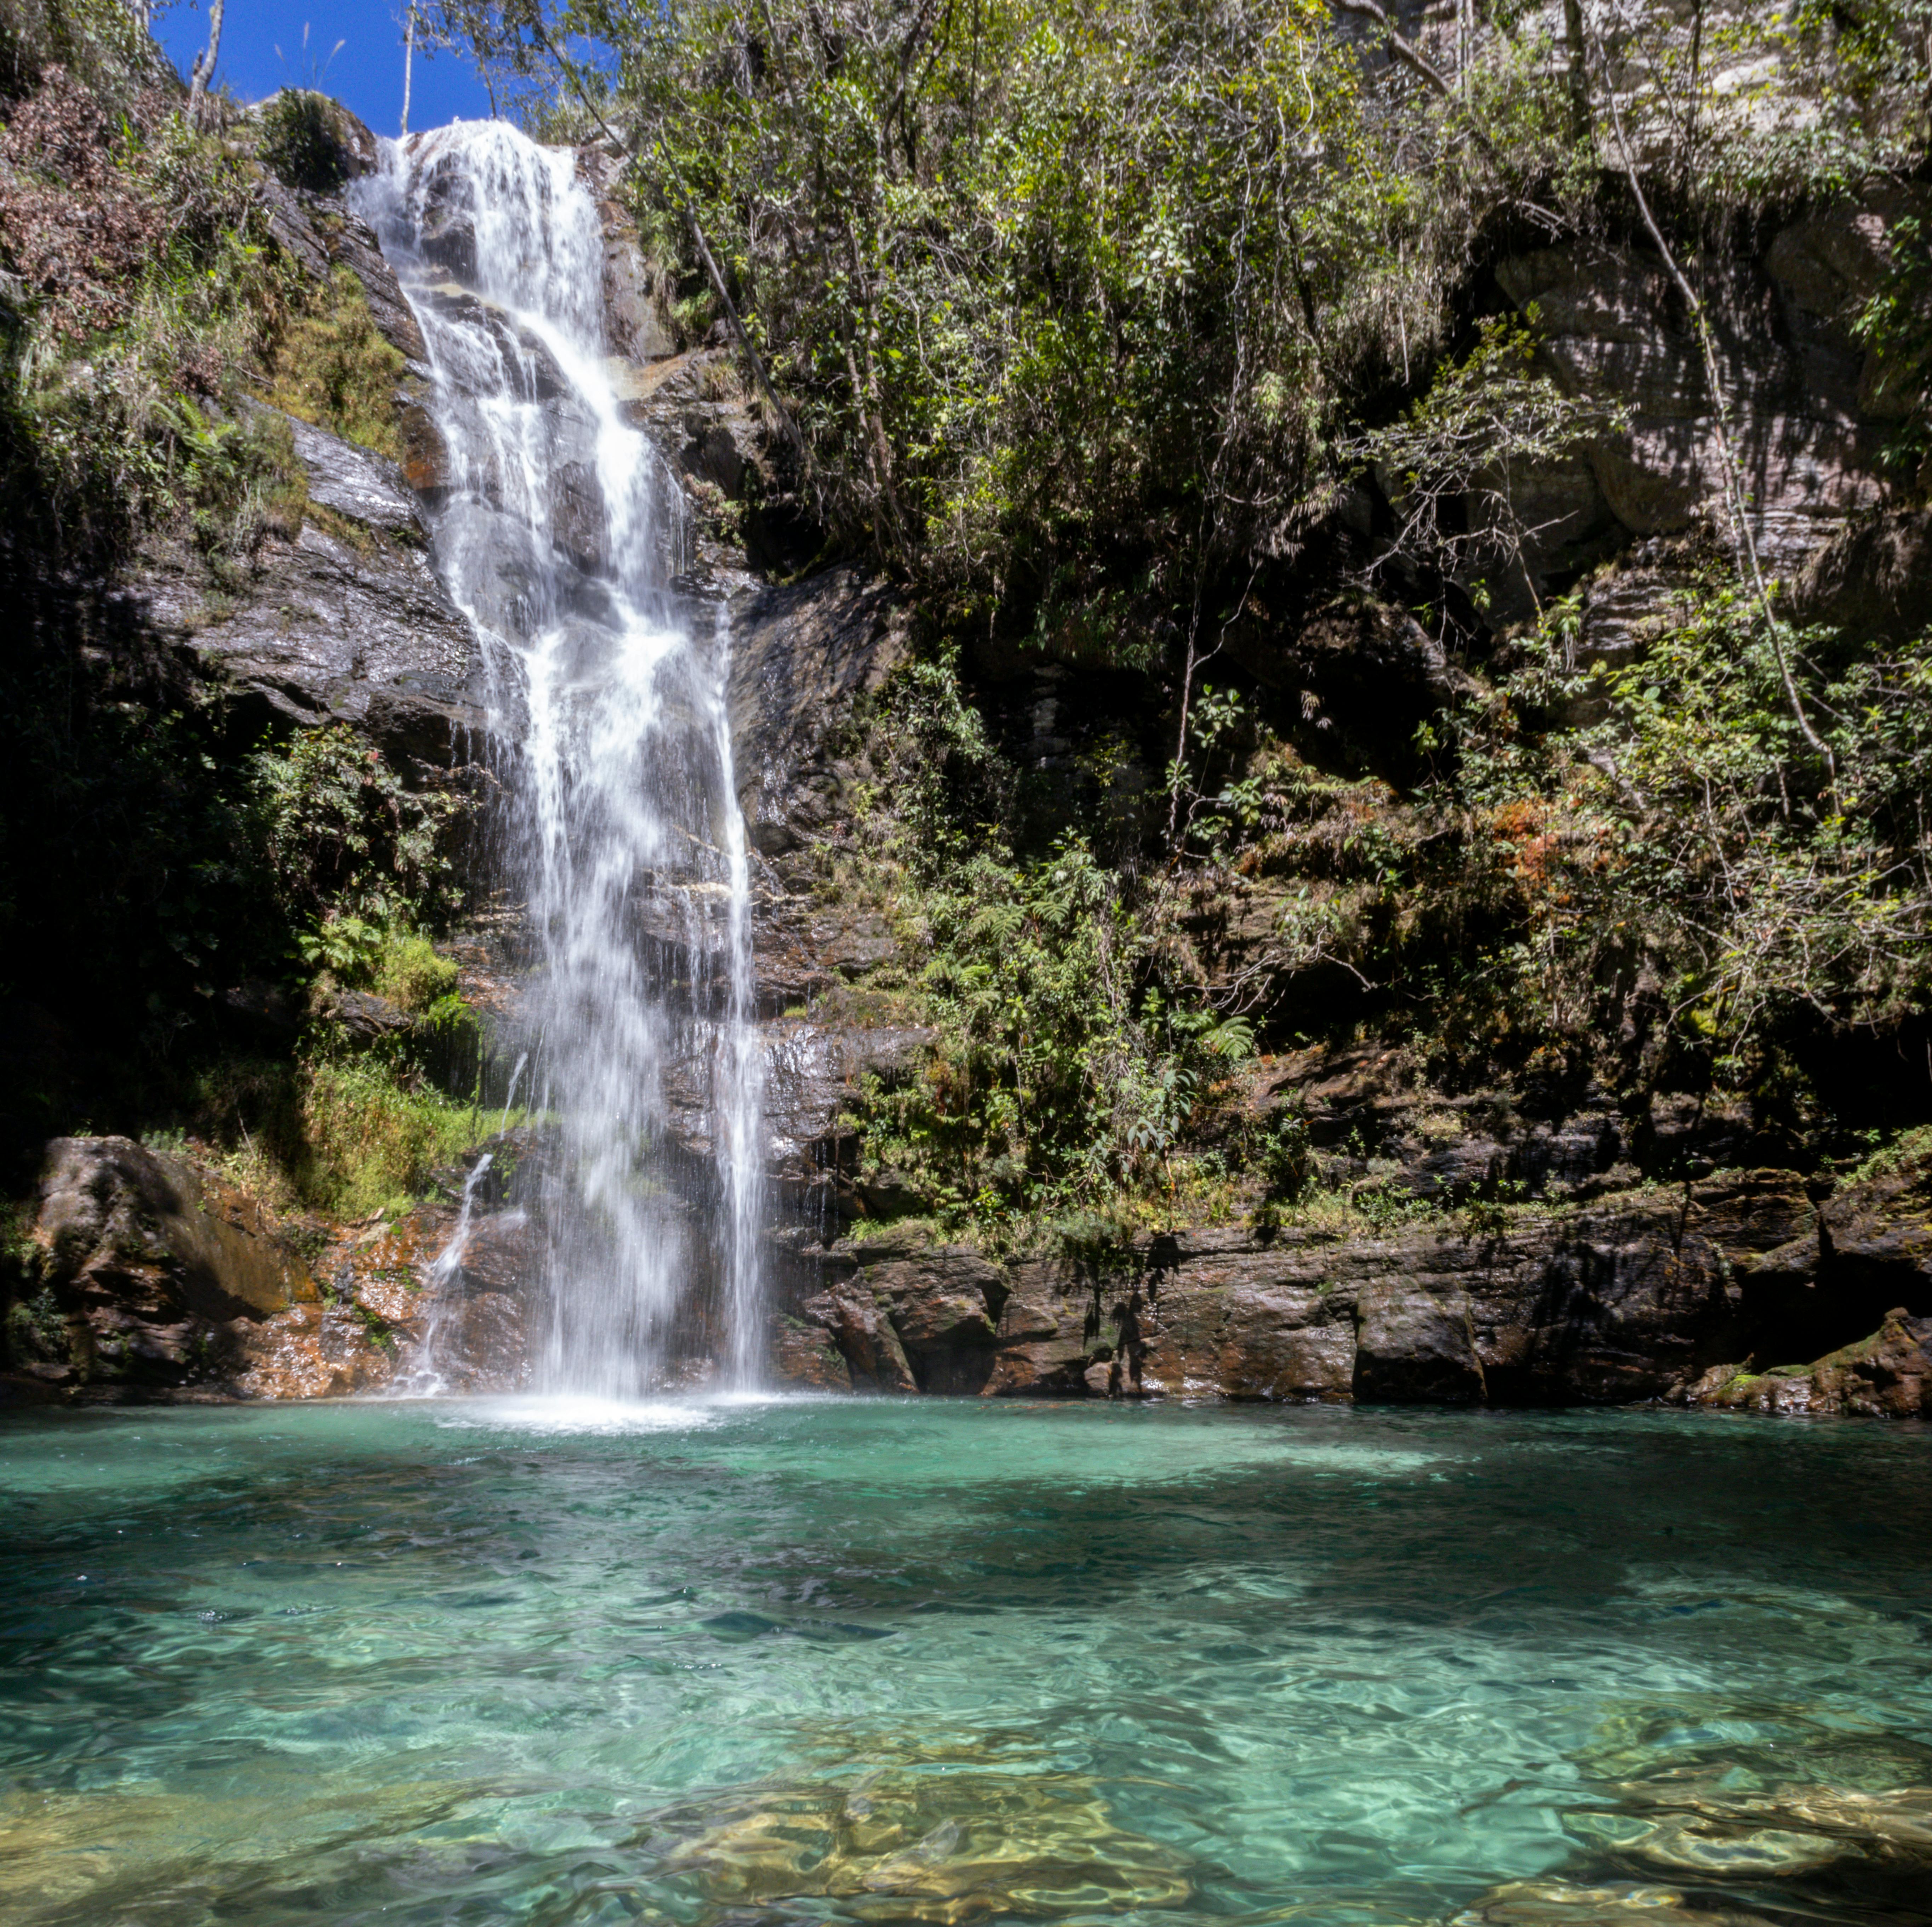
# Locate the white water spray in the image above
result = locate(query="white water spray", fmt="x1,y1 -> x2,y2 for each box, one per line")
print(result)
361,123 -> 765,1395
400,1152 -> 496,1393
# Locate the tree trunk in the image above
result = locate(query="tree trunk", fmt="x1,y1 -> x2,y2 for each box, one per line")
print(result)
186,0 -> 225,127
1563,0 -> 1592,144
402,5 -> 415,136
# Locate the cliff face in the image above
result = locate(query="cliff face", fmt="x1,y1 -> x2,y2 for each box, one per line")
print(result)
3,73 -> 1929,1412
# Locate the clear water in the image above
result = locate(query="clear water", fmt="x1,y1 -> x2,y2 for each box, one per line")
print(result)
2,1401 -> 1928,1926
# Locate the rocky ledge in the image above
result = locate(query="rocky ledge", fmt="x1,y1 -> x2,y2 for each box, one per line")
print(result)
771,1157 -> 1932,1416
8,1133 -> 1927,1413
4,1135 -> 532,1401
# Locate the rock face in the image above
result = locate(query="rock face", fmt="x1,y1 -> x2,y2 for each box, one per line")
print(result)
235,1181 -> 537,1400
2,1135 -> 538,1402
124,414 -> 487,764
728,566 -> 911,862
103,96 -> 488,766
771,1158 -> 1932,1413
11,1138 -> 320,1393
1489,189 -> 1927,647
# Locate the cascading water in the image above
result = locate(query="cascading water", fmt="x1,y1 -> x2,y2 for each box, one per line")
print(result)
360,123 -> 765,1396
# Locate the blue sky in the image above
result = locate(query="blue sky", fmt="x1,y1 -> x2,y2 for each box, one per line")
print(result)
155,0 -> 498,135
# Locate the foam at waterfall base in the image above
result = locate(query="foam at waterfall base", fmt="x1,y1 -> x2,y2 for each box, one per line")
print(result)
433,1394 -> 718,1435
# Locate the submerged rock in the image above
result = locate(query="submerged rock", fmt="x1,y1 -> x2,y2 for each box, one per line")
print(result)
641,1762 -> 1192,1921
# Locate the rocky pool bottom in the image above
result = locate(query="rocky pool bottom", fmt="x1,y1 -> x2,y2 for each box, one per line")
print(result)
0,1402 -> 1928,1927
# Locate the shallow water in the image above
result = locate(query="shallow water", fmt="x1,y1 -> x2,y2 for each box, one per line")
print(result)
1,1399 -> 1928,1927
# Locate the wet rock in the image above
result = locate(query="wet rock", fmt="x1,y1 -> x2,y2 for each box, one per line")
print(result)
771,1316 -> 852,1391
231,1299 -> 401,1400
761,1019 -> 936,1211
577,144 -> 678,362
1572,1771 -> 1932,1884
1457,1878 -> 1770,1926
767,1177 -> 1828,1405
984,1260 -> 1105,1396
259,168 -> 429,366
239,1195 -> 537,1397
121,414 -> 486,765
287,413 -> 421,533
1687,1309 -> 1931,1418
797,1277 -> 918,1393
861,1247 -> 1005,1394
1355,1273 -> 1485,1402
16,1137 -> 318,1393
727,564 -> 909,863
616,351 -> 774,521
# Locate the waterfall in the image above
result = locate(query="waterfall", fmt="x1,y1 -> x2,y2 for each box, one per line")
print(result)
360,122 -> 765,1396
402,1152 -> 496,1394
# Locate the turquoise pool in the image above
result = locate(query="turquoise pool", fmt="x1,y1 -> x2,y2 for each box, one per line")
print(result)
2,1397 -> 1928,1925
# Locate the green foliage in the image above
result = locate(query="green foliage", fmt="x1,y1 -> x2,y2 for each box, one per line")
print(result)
1851,212 -> 1932,483
1391,581 -> 1932,1090
250,723 -> 467,932
1256,1103 -> 1313,1202
191,1048 -> 502,1218
821,655 -> 1264,1232
298,1057 -> 484,1217
256,90 -> 360,193
1845,1122 -> 1932,1185
1350,315 -> 1627,613
0,67 -> 293,555
265,264 -> 406,461
0,0 -> 158,103
372,930 -> 462,1014
464,0 -> 1474,636
296,913 -> 385,979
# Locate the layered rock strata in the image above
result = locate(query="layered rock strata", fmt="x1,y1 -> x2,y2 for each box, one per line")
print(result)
770,1160 -> 1932,1413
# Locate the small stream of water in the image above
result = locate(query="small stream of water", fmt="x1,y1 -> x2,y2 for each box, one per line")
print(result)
359,124 -> 764,1394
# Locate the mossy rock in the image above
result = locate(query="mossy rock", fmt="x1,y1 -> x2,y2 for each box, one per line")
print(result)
256,91 -> 378,195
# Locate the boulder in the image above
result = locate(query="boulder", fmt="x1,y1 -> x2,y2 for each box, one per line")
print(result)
11,1137 -> 318,1393
1793,507 -> 1932,648
797,1277 -> 918,1393
859,1247 -> 1005,1393
1686,1310 -> 1932,1417
771,1317 -> 853,1391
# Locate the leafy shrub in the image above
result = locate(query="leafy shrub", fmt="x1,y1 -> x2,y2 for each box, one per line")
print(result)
372,931 -> 461,1014
256,90 -> 361,193
250,724 -> 467,932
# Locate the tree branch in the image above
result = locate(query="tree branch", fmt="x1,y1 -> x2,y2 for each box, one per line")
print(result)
529,17 -> 826,521
1330,0 -> 1456,98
